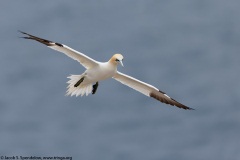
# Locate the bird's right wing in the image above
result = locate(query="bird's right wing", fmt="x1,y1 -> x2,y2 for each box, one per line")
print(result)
20,31 -> 99,69
113,71 -> 193,110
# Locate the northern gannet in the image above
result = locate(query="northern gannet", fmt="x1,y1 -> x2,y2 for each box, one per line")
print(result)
20,31 -> 193,110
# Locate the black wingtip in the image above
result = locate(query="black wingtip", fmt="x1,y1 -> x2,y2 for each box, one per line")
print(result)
18,30 -> 30,39
150,90 -> 195,110
183,107 -> 195,110
18,30 -> 24,33
176,101 -> 195,110
18,36 -> 30,39
18,31 -> 56,46
177,103 -> 195,110
18,30 -> 27,35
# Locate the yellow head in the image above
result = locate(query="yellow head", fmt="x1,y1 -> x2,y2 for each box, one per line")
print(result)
109,53 -> 124,67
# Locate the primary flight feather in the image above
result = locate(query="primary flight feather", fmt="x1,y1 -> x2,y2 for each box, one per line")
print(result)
20,31 -> 193,110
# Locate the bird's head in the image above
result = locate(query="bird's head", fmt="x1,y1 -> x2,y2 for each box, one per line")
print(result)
109,53 -> 124,67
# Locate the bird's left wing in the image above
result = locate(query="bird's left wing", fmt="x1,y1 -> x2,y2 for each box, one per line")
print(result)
113,71 -> 193,110
20,31 -> 99,69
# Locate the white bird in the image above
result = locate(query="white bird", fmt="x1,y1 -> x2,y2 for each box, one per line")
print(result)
20,31 -> 193,110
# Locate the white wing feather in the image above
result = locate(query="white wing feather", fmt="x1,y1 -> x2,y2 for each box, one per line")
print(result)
113,71 -> 193,110
113,71 -> 158,96
49,45 -> 99,69
20,31 -> 99,69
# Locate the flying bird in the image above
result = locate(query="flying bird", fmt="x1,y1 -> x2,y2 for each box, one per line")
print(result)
20,31 -> 193,110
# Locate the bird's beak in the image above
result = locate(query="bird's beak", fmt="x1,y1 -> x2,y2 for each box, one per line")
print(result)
120,60 -> 124,67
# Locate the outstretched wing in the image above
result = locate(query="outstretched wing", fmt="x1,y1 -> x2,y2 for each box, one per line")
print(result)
113,71 -> 193,110
20,31 -> 99,69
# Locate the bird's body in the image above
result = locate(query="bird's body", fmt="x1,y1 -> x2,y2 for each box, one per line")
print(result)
20,31 -> 193,110
88,61 -> 117,81
79,61 -> 117,85
67,58 -> 119,96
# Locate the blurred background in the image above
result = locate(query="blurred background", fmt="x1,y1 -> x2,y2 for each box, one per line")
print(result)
0,0 -> 239,159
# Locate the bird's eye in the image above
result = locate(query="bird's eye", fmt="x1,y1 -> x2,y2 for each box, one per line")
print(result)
116,59 -> 119,62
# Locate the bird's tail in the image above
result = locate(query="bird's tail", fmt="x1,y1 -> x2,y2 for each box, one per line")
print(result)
66,75 -> 93,97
